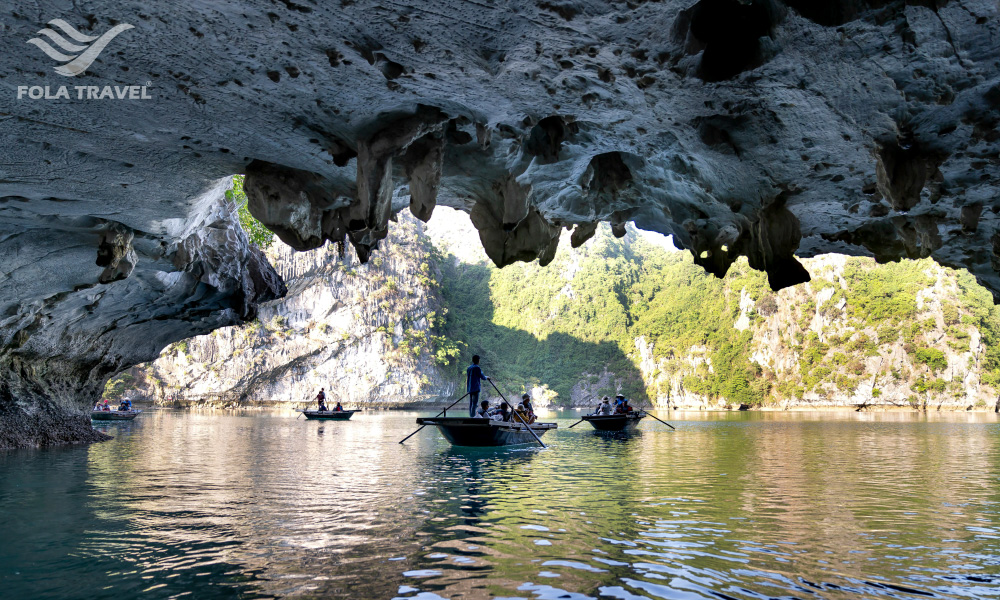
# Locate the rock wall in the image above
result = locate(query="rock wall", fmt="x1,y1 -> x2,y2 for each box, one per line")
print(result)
134,215 -> 456,408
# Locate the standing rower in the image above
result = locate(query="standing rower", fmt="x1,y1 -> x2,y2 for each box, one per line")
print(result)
466,355 -> 490,417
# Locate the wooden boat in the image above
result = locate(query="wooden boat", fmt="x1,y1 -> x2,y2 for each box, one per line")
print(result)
91,409 -> 142,421
580,411 -> 645,432
414,417 -> 556,447
300,409 -> 357,420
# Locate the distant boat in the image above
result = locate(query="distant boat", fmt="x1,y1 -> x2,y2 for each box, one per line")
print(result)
580,411 -> 645,432
415,417 -> 556,447
91,409 -> 141,421
300,409 -> 357,420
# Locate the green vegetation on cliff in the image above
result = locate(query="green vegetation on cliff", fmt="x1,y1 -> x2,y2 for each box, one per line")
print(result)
430,222 -> 1000,408
226,175 -> 274,249
433,227 -> 773,405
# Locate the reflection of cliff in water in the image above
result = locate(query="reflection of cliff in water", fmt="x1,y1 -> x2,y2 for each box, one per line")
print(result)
4,411 -> 1000,599
624,411 -> 1000,595
82,411 -> 438,599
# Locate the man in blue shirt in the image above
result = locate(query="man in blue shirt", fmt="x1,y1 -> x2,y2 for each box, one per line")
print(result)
466,355 -> 490,417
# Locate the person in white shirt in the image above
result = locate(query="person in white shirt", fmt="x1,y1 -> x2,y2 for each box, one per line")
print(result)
599,398 -> 613,415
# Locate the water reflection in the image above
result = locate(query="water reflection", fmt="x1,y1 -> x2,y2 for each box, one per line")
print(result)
0,409 -> 997,599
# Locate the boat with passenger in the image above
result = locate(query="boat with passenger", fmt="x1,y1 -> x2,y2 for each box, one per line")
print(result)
91,409 -> 142,421
580,411 -> 645,432
299,409 -> 357,420
414,416 -> 556,446
578,394 -> 648,432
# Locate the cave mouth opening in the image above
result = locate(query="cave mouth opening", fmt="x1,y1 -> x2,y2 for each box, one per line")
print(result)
120,201 -> 1000,418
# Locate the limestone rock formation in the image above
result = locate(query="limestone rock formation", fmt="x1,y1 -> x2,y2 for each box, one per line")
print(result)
132,216 -> 458,407
0,183 -> 285,447
1,1 -> 999,443
635,255 -> 1000,411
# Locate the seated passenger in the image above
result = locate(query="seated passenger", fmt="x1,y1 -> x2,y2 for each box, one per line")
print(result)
599,398 -> 613,415
517,394 -> 537,424
490,402 -> 511,422
614,393 -> 628,414
595,396 -> 609,415
475,400 -> 491,419
334,401 -> 344,412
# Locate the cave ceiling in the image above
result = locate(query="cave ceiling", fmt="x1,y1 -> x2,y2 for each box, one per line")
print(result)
1,0 -> 999,295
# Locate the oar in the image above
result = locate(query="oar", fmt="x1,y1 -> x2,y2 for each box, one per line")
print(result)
569,398 -> 599,428
644,410 -> 675,430
398,392 -> 471,444
488,379 -> 545,449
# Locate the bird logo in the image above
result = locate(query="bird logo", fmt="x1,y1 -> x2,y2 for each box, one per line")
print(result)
27,19 -> 134,76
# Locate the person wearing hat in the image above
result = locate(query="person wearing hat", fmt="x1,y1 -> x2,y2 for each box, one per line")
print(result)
515,393 -> 536,424
613,393 -> 627,414
599,396 -> 613,415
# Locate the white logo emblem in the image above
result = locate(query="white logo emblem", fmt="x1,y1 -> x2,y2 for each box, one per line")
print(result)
27,19 -> 133,76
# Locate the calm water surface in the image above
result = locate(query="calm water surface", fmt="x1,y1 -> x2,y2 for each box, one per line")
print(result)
1,409 -> 998,600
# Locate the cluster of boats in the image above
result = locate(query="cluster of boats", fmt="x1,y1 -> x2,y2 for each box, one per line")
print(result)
90,399 -> 669,448
412,408 -> 656,448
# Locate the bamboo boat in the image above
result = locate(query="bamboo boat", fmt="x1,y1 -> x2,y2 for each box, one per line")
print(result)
414,417 -> 556,447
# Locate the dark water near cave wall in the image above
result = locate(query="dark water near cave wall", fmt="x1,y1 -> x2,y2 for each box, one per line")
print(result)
1,410 -> 999,600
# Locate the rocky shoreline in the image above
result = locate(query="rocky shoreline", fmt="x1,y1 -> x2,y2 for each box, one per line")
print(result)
0,406 -> 110,449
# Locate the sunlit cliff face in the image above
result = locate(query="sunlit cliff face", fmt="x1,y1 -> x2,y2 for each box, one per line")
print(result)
0,0 -> 998,445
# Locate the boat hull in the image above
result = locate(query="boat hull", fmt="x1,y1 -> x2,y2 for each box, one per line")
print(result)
415,417 -> 555,447
581,413 -> 644,432
91,410 -> 141,421
302,410 -> 356,420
